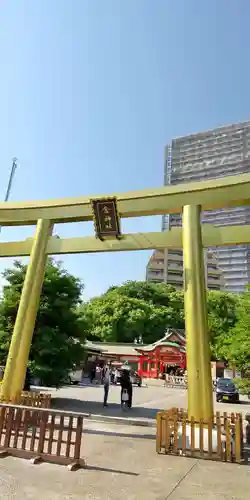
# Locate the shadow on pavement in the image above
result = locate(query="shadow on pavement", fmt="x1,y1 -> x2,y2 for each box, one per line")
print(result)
239,399 -> 250,405
52,397 -> 161,420
243,443 -> 250,465
86,465 -> 139,476
216,399 -> 250,407
84,428 -> 155,440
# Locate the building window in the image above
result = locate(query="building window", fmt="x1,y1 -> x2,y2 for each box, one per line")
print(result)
168,269 -> 183,276
169,249 -> 182,256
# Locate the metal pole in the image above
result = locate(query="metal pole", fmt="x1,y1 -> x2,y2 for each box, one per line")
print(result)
0,158 -> 18,235
4,158 -> 18,202
182,205 -> 213,421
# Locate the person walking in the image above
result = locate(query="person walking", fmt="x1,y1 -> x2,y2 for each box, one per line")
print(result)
114,367 -> 119,385
103,363 -> 110,407
120,368 -> 133,408
89,364 -> 95,384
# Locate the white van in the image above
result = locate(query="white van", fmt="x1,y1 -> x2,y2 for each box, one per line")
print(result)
69,369 -> 83,385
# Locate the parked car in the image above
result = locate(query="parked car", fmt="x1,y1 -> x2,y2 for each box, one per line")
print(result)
69,370 -> 83,385
130,370 -> 142,387
216,377 -> 239,403
117,369 -> 142,387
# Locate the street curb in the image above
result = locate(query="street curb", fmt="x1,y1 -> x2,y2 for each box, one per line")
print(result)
87,413 -> 156,428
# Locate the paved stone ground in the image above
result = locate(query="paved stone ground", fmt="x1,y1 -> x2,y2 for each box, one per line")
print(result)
0,383 -> 249,498
47,381 -> 250,424
0,420 -> 249,499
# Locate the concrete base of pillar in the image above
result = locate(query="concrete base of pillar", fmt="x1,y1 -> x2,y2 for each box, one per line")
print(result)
176,423 -> 233,454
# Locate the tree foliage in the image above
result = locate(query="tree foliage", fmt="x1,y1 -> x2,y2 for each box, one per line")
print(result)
0,259 -> 84,386
207,291 -> 239,360
234,378 -> 250,398
78,281 -> 185,344
80,282 -> 250,373
217,291 -> 250,372
1,257 -> 250,385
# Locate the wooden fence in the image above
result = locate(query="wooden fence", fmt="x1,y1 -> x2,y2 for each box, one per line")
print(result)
156,408 -> 243,463
0,391 -> 51,409
0,403 -> 88,470
20,392 -> 51,408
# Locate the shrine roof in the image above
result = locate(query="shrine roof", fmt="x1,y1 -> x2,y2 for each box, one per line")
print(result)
134,329 -> 185,352
85,340 -> 105,353
86,329 -> 186,356
85,341 -> 139,356
135,341 -> 186,353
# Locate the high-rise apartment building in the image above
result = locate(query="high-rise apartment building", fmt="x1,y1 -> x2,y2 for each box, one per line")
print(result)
146,248 -> 222,291
162,121 -> 250,292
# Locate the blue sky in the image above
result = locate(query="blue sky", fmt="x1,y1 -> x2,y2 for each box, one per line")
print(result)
0,0 -> 250,299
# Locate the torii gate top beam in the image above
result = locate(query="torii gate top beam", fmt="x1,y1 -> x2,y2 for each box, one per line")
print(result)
0,173 -> 250,226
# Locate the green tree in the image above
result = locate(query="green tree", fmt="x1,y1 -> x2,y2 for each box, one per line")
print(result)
107,281 -> 184,309
78,281 -> 185,344
79,281 -> 243,348
0,259 -> 84,386
233,378 -> 250,398
207,290 -> 239,359
218,291 -> 250,372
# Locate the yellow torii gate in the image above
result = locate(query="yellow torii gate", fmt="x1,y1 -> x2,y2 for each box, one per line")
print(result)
1,172 -> 250,421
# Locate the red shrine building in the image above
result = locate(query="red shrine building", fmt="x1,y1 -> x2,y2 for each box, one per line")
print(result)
85,329 -> 186,379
